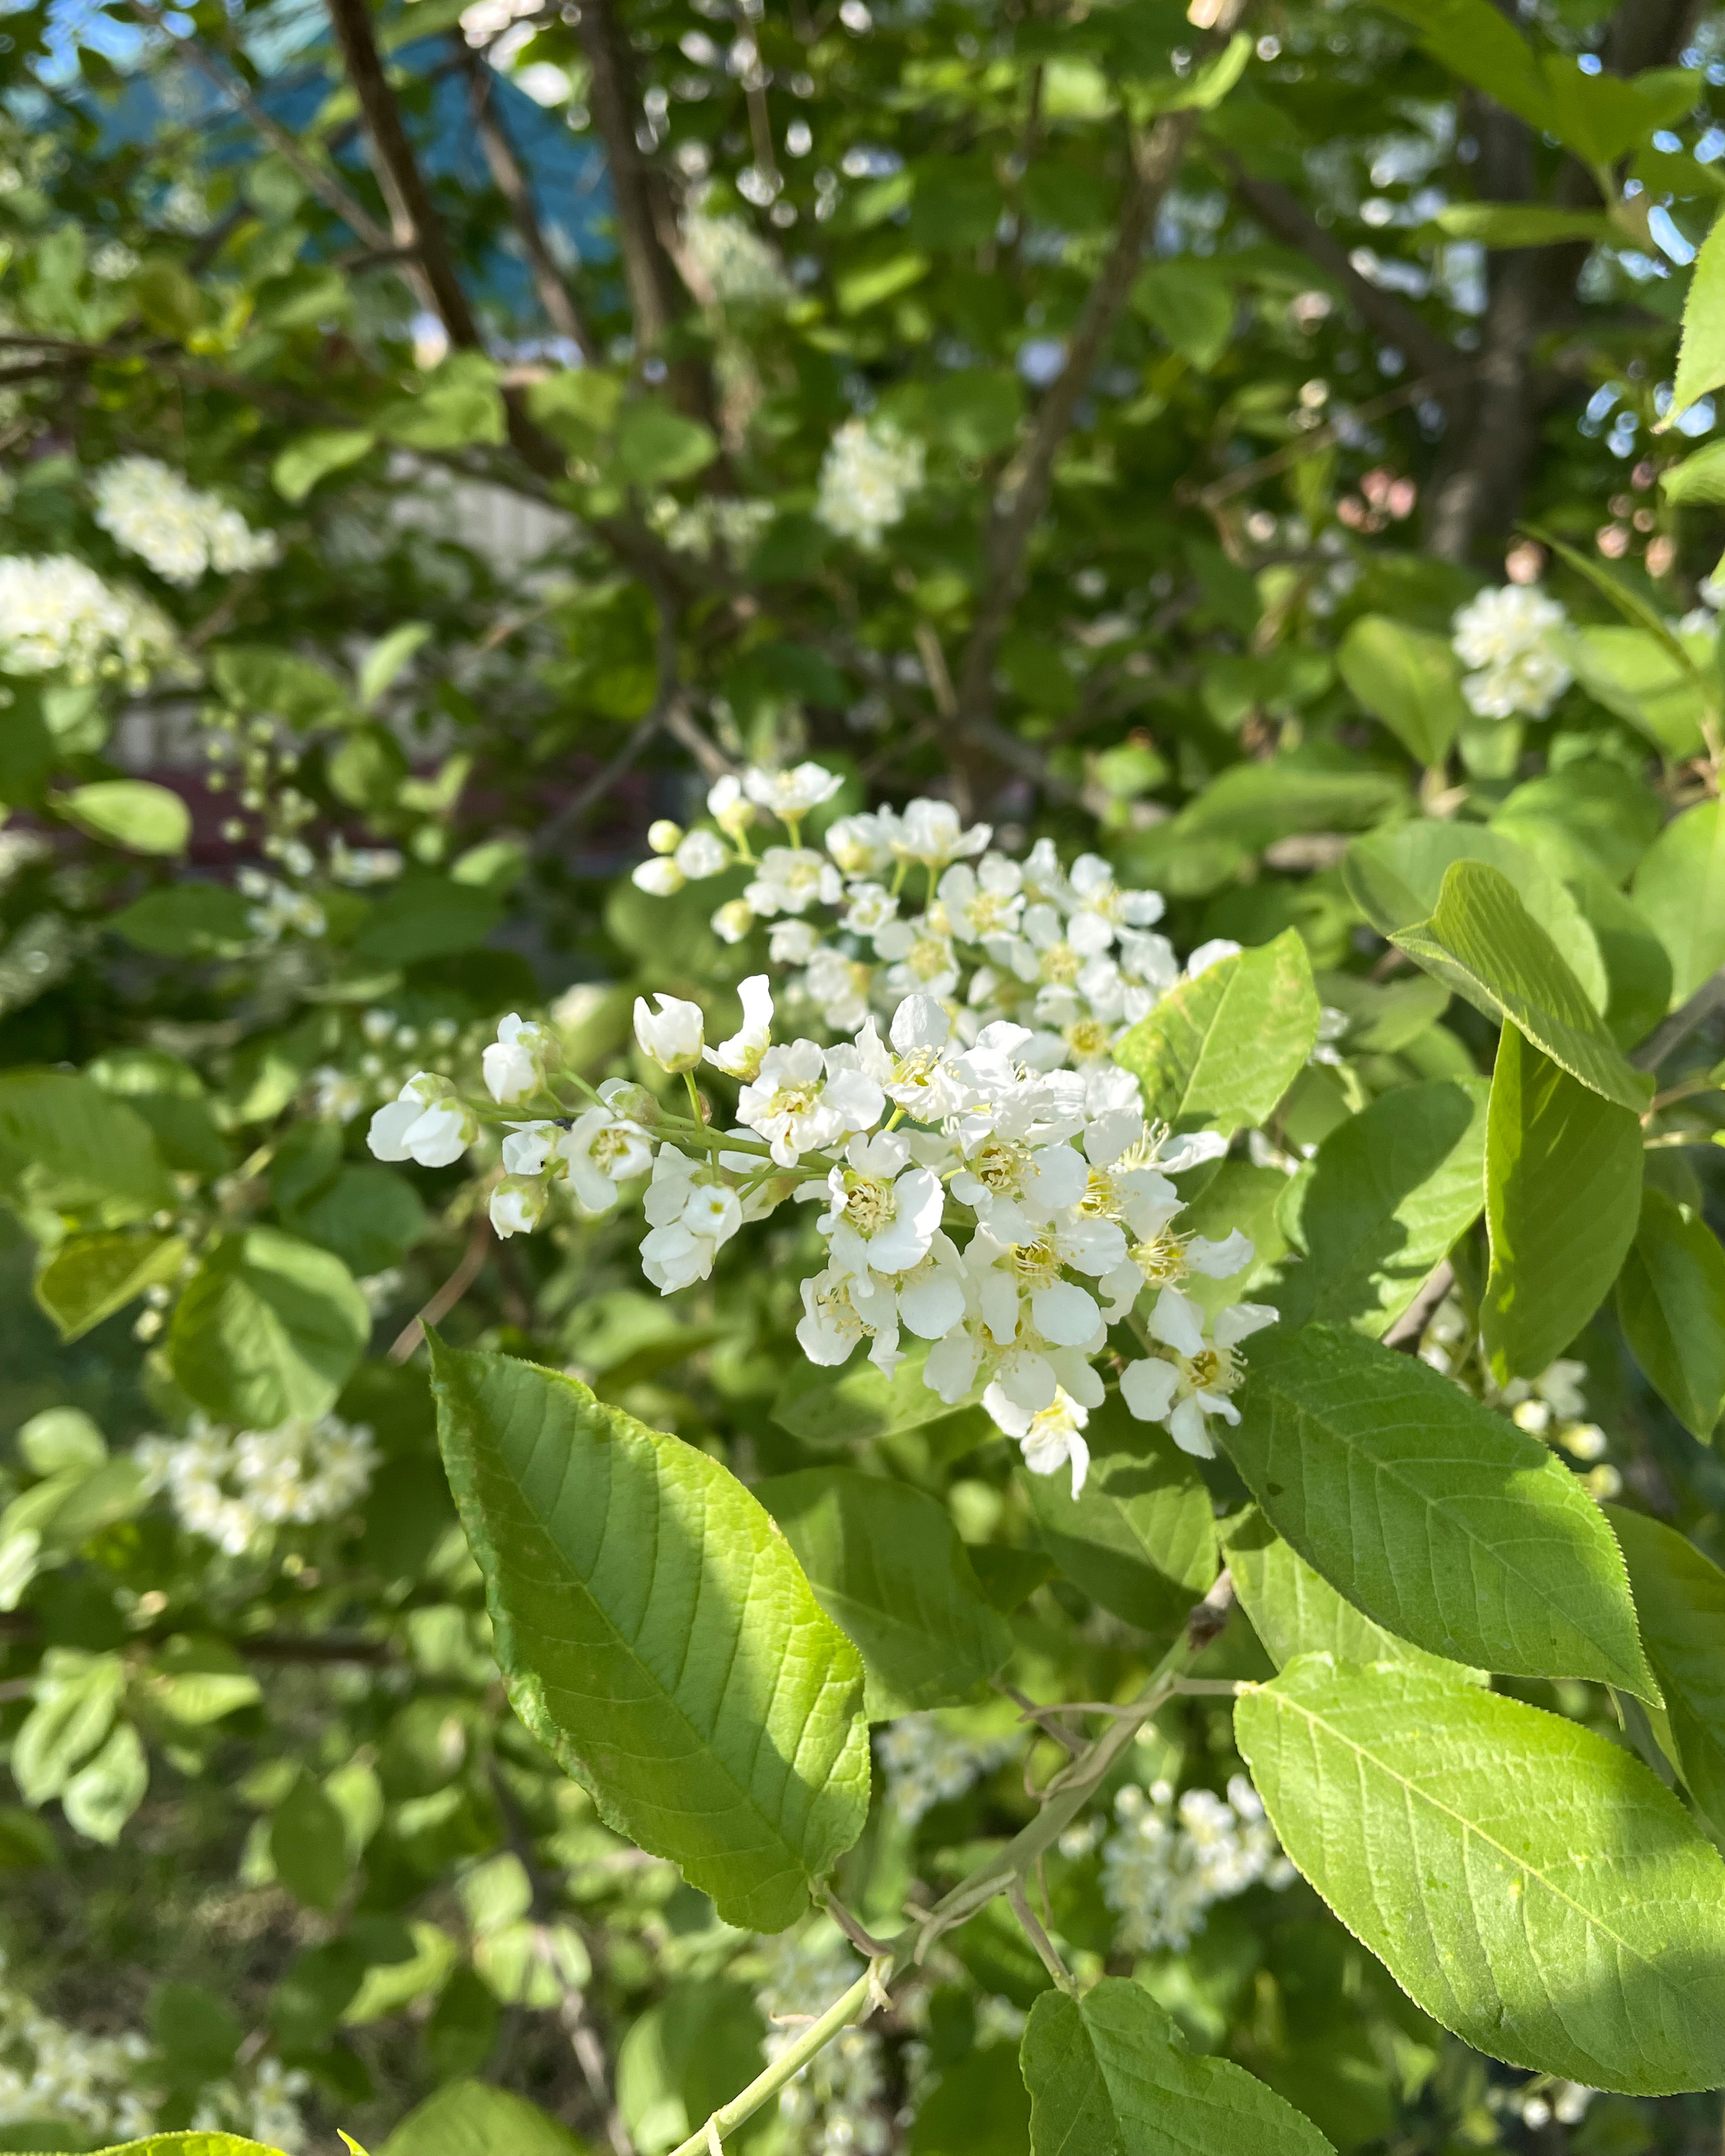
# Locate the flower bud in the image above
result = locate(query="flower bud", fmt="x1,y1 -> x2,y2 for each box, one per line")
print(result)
712,899 -> 756,945
482,1012 -> 558,1107
708,773 -> 756,839
647,819 -> 684,855
633,992 -> 706,1074
631,857 -> 686,897
489,1175 -> 548,1238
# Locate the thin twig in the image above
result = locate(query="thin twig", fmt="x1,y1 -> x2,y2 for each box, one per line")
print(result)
389,1209 -> 494,1361
1631,962 -> 1725,1073
1007,1876 -> 1073,1991
1384,1261 -> 1455,1353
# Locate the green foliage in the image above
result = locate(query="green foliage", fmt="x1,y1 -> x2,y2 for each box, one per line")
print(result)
168,1228 -> 371,1426
1020,1979 -> 1335,2154
1237,1657 -> 1725,2094
1225,1325 -> 1657,1694
429,1338 -> 870,1929
1114,930 -> 1319,1134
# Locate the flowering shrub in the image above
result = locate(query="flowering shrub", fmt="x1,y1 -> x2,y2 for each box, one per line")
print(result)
3,0 -> 1725,2153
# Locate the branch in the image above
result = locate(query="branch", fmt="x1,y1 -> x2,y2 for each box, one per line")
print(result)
458,40 -> 601,362
390,1208 -> 494,1360
127,0 -> 393,251
953,3 -> 1248,741
574,0 -> 712,425
1219,157 -> 1460,387
323,0 -> 483,346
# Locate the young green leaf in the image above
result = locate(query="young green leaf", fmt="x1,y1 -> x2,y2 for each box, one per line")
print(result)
1616,1188 -> 1725,1439
1606,1506 -> 1725,1838
1020,1977 -> 1335,2155
1221,1508 -> 1482,1680
13,2139 -> 299,2155
271,426 -> 376,503
1632,798 -> 1725,1006
34,1230 -> 187,1343
1372,0 -> 1551,131
1336,615 -> 1468,766
1020,1411 -> 1218,1633
1236,1657 -> 1725,2094
269,1772 -> 351,1911
1482,1027 -> 1643,1382
1343,821 -> 1608,1015
771,1341 -> 975,1444
1277,1076 -> 1487,1336
168,1229 -> 371,1428
54,780 -> 190,856
429,1338 -> 870,1931
1114,927 -> 1319,1134
1389,861 -> 1649,1111
1224,1324 -> 1658,1698
1567,625 -> 1712,759
61,1720 -> 147,1844
379,2077 -> 588,2155
756,1468 -> 1013,1716
1669,207 -> 1725,427
0,1070 -> 174,1222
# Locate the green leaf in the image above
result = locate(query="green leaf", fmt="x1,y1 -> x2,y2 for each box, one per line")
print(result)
1336,615 -> 1468,766
1567,624 -> 1712,759
1344,819 -> 1609,1015
377,354 -> 506,450
0,1070 -> 173,1221
381,2079 -> 587,2156
1131,259 -> 1236,372
1606,1505 -> 1725,1838
756,1469 -> 1013,1717
1114,928 -> 1320,1134
1660,435 -> 1725,506
1431,202 -> 1616,248
611,401 -> 719,484
1541,53 -> 1691,167
131,255 -> 205,339
1020,1977 -> 1334,2155
271,426 -> 376,503
168,1228 -> 371,1427
270,1772 -> 351,1911
61,1720 -> 147,1844
1669,206 -> 1725,427
1633,798 -> 1725,1005
35,1230 -> 187,1342
211,645 -> 356,728
88,1046 -> 228,1177
143,1635 -> 261,1726
111,883 -> 254,958
1389,861 -> 1649,1111
54,780 -> 189,855
13,1649 -> 124,1804
429,1338 -> 870,1931
1616,1187 -> 1725,1439
1223,1323 -> 1658,1697
1236,1656 -> 1725,2094
1372,0 -> 1551,131
279,1162 -> 426,1278
1020,1410 -> 1217,1632
1,2137 -> 294,2155
352,876 -> 503,965
359,621 -> 432,708
836,249 -> 930,313
1222,1508 -> 1482,1679
1482,1027 -> 1643,1382
1277,1077 -> 1488,1336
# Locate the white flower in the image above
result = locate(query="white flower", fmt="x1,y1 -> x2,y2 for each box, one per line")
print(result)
0,555 -> 179,685
91,456 -> 277,587
708,772 -> 756,838
633,992 -> 706,1073
938,855 -> 1024,942
704,974 -> 774,1079
675,827 -> 731,878
683,204 -> 793,304
797,1263 -> 900,1374
639,1148 -> 743,1291
742,761 -> 845,821
737,1039 -> 885,1165
825,810 -> 897,877
1451,584 -> 1572,720
632,856 -> 686,896
745,846 -> 843,917
814,416 -> 926,548
892,798 -> 991,869
482,1012 -> 555,1105
489,1176 -> 547,1237
1120,1292 -> 1277,1456
985,1385 -> 1091,1496
562,1094 -> 654,1209
501,1121 -> 559,1175
367,1076 -> 476,1167
712,898 -> 756,943
818,1130 -> 944,1277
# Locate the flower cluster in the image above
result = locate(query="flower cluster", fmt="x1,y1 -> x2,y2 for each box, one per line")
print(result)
647,491 -> 775,563
136,1413 -> 377,1556
91,456 -> 280,587
755,1924 -> 891,2156
371,766 -> 1277,1491
0,555 -> 179,685
814,417 -> 925,548
1493,2079 -> 1597,2134
1100,1774 -> 1294,1956
1450,584 -> 1572,721
875,1713 -> 1021,1825
683,203 -> 792,304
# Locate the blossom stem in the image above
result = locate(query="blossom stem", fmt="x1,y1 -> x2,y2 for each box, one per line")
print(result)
665,1965 -> 881,2156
